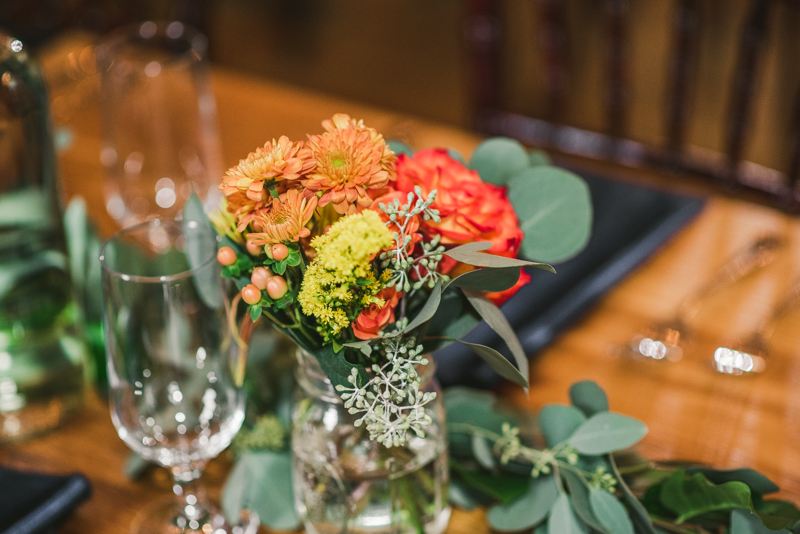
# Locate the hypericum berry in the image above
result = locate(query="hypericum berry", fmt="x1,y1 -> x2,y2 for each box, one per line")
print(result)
271,244 -> 289,261
246,239 -> 263,256
251,266 -> 272,290
241,284 -> 261,305
266,276 -> 288,299
217,246 -> 237,266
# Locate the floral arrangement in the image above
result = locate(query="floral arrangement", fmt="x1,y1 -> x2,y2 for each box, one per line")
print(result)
210,113 -> 592,448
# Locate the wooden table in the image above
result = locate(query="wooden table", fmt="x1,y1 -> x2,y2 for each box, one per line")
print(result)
4,66 -> 800,533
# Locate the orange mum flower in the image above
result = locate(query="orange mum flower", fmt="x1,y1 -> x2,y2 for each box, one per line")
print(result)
322,113 -> 396,175
219,136 -> 315,228
304,115 -> 396,215
246,189 -> 318,246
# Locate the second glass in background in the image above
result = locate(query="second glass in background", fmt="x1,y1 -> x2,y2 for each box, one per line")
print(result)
96,21 -> 223,227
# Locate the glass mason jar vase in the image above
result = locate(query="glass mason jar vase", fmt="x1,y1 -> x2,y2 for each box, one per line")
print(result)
292,349 -> 451,534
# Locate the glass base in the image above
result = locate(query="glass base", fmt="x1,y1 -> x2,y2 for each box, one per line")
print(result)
130,495 -> 259,534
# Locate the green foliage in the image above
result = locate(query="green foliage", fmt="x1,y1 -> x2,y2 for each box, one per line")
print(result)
487,475 -> 558,531
447,381 -> 800,534
450,339 -> 528,387
443,241 -> 556,272
222,451 -> 300,530
447,266 -> 523,292
469,137 -> 530,186
568,413 -> 648,455
508,166 -> 592,263
569,380 -> 609,416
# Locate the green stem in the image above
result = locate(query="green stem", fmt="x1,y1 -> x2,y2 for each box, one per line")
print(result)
394,473 -> 425,534
652,518 -> 712,534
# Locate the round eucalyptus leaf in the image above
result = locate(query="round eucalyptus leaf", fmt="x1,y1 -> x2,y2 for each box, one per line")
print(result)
569,381 -> 609,416
508,166 -> 592,263
488,475 -> 558,531
529,149 -> 551,166
548,493 -> 589,534
569,412 -> 648,455
539,404 -> 586,447
447,148 -> 466,164
589,487 -> 634,534
471,434 -> 496,470
388,139 -> 413,156
469,137 -> 529,186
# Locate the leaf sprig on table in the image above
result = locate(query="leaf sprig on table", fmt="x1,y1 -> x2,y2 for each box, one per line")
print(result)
446,381 -> 800,534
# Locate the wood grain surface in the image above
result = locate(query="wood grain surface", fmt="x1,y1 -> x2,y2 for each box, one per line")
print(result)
3,66 -> 800,533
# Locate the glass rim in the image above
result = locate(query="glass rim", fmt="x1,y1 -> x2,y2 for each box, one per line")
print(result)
95,20 -> 209,71
99,218 -> 218,284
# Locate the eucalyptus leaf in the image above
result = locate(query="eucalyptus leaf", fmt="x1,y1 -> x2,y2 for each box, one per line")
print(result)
462,290 -> 528,391
488,475 -> 558,531
732,508 -> 791,534
222,451 -> 300,530
538,405 -> 586,447
569,412 -> 648,455
609,454 -> 657,534
447,148 -> 466,164
590,487 -> 634,534
508,166 -> 592,263
471,434 -> 496,470
686,467 -> 779,496
443,241 -> 556,272
448,266 -> 523,292
563,470 -> 607,533
469,137 -> 529,186
182,194 -> 224,309
660,470 -> 752,524
404,278 -> 442,333
529,149 -> 552,166
64,197 -> 88,291
569,381 -> 609,416
387,139 -> 413,156
444,387 -> 517,438
548,492 -> 589,534
0,188 -> 54,227
450,340 -> 528,388
449,477 -> 491,510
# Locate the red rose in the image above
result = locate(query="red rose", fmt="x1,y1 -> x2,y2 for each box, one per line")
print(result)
352,287 -> 401,340
394,149 -> 523,258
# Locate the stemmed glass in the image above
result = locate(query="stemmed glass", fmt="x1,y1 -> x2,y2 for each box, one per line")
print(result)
100,219 -> 256,534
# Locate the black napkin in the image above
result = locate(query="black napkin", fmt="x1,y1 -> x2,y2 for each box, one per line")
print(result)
0,466 -> 91,534
434,173 -> 705,388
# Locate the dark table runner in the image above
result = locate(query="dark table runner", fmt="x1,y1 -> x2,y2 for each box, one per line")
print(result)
434,174 -> 705,388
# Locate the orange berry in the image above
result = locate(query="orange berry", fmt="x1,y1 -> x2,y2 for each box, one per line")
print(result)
241,284 -> 261,305
266,276 -> 288,299
246,239 -> 264,256
217,246 -> 237,266
271,243 -> 289,261
251,267 -> 272,290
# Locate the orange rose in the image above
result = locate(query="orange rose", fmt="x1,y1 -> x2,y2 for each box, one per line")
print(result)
352,287 -> 401,340
394,149 -> 523,258
394,149 -> 528,304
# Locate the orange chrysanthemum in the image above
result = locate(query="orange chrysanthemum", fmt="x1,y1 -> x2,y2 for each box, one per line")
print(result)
247,189 -> 318,246
303,116 -> 396,215
219,136 -> 315,229
322,114 -> 396,175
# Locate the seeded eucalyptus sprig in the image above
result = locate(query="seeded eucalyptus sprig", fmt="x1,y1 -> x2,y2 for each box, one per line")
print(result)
446,382 -> 800,534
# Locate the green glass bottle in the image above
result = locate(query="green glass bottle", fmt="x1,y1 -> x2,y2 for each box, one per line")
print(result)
0,30 -> 88,442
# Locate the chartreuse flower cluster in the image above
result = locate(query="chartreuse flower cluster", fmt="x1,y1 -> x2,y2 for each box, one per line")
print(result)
297,210 -> 392,343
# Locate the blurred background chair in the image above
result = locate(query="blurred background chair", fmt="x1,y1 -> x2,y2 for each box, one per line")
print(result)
3,0 -> 800,209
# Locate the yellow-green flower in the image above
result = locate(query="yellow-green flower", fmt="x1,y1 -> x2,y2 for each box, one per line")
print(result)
208,198 -> 244,244
298,210 -> 393,341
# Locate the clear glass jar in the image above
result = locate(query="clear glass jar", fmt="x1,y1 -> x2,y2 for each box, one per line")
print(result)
0,31 -> 88,442
292,349 -> 451,534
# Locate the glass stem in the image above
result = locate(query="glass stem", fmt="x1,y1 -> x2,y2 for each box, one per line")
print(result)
170,462 -> 209,528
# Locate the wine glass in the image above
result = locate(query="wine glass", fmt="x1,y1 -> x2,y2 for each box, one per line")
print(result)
96,21 -> 223,227
100,219 -> 256,534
